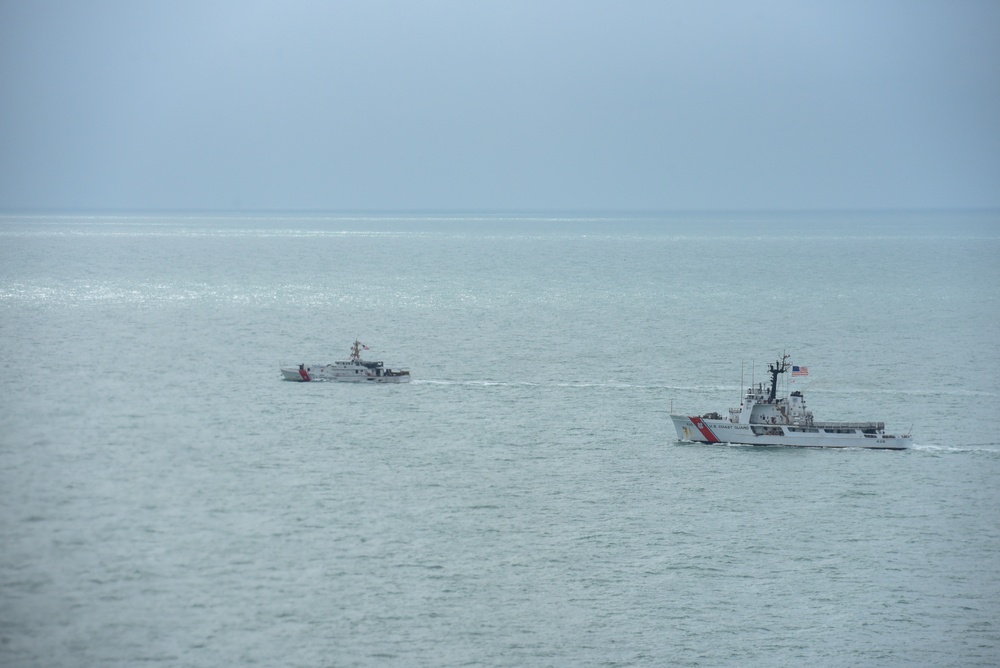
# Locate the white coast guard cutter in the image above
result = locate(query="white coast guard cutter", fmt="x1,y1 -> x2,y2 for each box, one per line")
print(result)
281,339 -> 410,383
670,355 -> 911,449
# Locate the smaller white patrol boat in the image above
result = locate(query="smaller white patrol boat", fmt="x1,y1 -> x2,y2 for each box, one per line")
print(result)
671,355 -> 911,449
281,339 -> 411,383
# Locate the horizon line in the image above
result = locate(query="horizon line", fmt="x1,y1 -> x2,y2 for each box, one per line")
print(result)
1,206 -> 998,218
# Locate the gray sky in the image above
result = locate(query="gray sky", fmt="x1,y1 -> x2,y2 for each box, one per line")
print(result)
1,0 -> 998,212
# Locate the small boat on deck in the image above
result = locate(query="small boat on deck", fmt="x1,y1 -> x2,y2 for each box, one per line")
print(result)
280,339 -> 411,383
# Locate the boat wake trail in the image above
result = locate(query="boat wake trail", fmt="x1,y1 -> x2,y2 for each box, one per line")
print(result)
412,379 -> 691,390
911,443 -> 1000,454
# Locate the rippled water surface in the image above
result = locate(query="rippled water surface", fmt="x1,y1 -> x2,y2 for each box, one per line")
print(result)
1,212 -> 999,666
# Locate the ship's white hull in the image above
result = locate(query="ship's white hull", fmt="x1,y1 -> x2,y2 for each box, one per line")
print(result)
670,415 -> 910,450
280,365 -> 411,383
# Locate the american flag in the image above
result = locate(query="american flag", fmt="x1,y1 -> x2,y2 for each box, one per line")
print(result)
792,365 -> 809,377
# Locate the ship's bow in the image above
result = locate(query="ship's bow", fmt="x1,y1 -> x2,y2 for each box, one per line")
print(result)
670,415 -> 698,442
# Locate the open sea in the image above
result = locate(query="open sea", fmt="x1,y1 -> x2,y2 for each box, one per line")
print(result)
1,211 -> 998,667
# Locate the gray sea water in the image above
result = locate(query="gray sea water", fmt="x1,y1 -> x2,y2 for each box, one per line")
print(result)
1,211 -> 999,667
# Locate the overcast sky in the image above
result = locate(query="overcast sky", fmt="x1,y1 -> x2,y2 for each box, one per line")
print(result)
1,0 -> 998,212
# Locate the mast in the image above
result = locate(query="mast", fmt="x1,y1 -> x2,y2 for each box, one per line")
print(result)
767,353 -> 791,402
